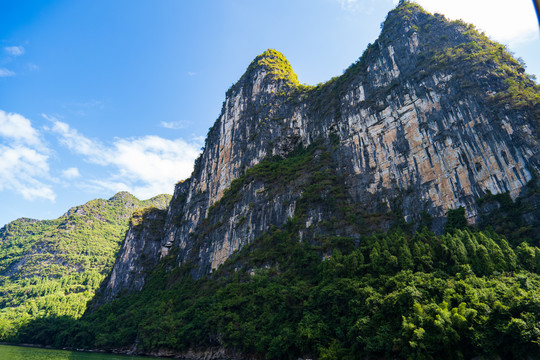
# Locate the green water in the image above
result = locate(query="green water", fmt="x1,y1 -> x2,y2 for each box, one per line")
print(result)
0,344 -> 155,360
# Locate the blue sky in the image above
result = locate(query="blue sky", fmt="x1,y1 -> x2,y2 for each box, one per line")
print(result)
0,0 -> 539,227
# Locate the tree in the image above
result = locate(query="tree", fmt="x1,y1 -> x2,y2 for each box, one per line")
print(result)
445,207 -> 468,233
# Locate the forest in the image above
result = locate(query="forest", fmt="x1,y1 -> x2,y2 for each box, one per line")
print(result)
8,144 -> 540,359
12,226 -> 540,360
0,192 -> 170,340
2,2 -> 539,359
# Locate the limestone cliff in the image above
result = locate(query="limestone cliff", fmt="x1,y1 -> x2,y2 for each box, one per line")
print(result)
101,2 -> 539,295
96,207 -> 167,304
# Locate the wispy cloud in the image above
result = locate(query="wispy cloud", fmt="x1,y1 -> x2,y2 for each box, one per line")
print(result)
49,117 -> 202,198
0,68 -> 15,77
60,100 -> 105,117
4,46 -> 24,56
62,167 -> 81,180
26,63 -> 39,72
414,0 -> 538,45
160,120 -> 190,130
0,110 -> 55,201
187,71 -> 197,76
46,115 -> 104,161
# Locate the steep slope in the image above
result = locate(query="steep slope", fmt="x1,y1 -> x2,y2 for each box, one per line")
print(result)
52,227 -> 540,360
105,1 -> 540,284
94,206 -> 168,304
0,192 -> 170,338
12,3 -> 540,359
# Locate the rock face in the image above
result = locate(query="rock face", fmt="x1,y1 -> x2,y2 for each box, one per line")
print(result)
97,207 -> 167,303
100,3 -> 539,297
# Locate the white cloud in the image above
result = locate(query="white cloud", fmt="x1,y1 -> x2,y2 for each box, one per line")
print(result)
161,120 -> 190,130
0,110 -> 43,146
4,46 -> 24,56
0,68 -> 15,77
0,110 -> 55,201
187,71 -> 197,76
49,118 -> 202,198
414,0 -> 539,45
62,167 -> 81,179
109,136 -> 201,197
46,114 -> 106,162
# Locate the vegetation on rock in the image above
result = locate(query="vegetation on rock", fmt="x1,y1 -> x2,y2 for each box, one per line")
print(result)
13,222 -> 540,359
248,49 -> 300,86
0,192 -> 171,339
11,143 -> 540,359
2,1 -> 540,359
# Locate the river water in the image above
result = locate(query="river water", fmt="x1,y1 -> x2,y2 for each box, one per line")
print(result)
0,344 -> 154,360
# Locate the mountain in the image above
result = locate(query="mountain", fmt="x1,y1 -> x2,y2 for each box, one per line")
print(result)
8,2 -> 540,359
0,191 -> 171,339
109,0 -> 539,285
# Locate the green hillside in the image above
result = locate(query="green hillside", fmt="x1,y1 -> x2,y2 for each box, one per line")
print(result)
0,192 -> 171,339
2,1 -> 540,358
12,143 -> 540,359
51,228 -> 540,359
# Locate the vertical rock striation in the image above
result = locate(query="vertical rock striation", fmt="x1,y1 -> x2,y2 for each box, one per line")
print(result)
97,207 -> 167,303
101,2 -> 539,295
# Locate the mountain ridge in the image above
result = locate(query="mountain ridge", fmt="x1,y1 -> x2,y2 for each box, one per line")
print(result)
149,0 -> 539,280
0,191 -> 171,338
4,2 -> 540,358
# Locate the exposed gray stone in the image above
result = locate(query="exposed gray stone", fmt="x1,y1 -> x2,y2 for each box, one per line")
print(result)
100,3 -> 539,299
